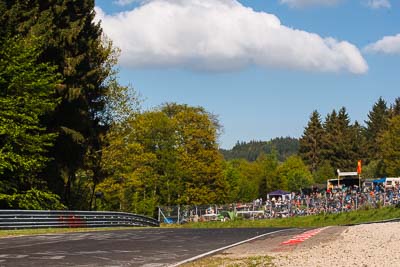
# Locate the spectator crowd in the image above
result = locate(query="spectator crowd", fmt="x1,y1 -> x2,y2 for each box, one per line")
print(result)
159,180 -> 400,223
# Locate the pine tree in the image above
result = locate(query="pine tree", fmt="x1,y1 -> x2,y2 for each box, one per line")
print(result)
349,121 -> 367,168
299,110 -> 324,173
0,36 -> 59,193
390,97 -> 400,117
321,108 -> 356,171
0,1 -> 115,208
365,97 -> 389,162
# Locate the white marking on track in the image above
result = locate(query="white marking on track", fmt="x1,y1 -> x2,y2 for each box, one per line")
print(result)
0,254 -> 28,259
169,229 -> 291,267
30,256 -> 65,260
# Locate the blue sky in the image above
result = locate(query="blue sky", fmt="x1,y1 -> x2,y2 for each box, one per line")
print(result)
95,0 -> 400,149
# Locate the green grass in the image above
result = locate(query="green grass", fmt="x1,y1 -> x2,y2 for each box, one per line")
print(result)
181,255 -> 275,267
164,206 -> 400,229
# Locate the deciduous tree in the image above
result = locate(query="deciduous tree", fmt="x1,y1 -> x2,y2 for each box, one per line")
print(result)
276,156 -> 313,192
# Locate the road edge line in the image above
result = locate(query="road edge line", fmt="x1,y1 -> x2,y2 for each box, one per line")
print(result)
168,228 -> 292,267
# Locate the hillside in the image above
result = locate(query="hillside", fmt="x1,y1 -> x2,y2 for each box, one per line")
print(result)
220,137 -> 299,162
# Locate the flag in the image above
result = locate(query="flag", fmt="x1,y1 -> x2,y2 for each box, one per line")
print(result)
357,160 -> 362,174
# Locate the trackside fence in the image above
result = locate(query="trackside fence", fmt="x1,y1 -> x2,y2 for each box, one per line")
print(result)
158,190 -> 400,224
0,210 -> 159,230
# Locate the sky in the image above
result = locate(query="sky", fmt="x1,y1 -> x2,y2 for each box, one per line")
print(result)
94,0 -> 400,149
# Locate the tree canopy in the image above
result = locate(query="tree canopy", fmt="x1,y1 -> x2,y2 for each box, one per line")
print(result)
0,36 -> 59,193
1,1 -> 400,214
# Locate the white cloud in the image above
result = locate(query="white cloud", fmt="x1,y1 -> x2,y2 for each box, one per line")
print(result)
364,34 -> 400,54
279,0 -> 340,8
114,0 -> 140,6
95,0 -> 368,74
365,0 -> 391,9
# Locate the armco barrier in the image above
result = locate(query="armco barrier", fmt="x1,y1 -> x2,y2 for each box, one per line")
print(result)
0,210 -> 159,230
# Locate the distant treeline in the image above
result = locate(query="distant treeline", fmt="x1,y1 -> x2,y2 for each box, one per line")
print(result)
220,137 -> 299,162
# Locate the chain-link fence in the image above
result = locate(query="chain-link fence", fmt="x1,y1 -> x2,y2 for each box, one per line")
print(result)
158,188 -> 400,224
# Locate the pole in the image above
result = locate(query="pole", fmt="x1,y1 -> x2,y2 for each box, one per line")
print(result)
325,193 -> 328,215
356,194 -> 358,210
270,203 -> 272,218
342,193 -> 345,212
177,205 -> 180,225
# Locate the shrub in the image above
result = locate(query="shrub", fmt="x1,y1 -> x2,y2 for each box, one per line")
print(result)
0,189 -> 66,210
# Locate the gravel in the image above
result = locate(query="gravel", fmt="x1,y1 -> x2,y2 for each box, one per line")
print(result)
272,222 -> 400,267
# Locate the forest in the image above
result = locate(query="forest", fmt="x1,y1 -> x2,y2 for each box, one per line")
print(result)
220,137 -> 299,162
1,1 -> 400,217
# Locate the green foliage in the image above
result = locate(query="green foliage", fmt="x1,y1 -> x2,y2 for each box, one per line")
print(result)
99,103 -> 227,214
390,97 -> 400,117
227,159 -> 261,202
320,107 -> 362,172
361,160 -> 380,179
95,177 -> 123,211
224,151 -> 280,200
223,162 -> 242,203
379,115 -> 400,176
277,155 -> 313,192
0,0 -> 118,208
313,160 -> 335,184
365,97 -> 389,163
256,152 -> 279,196
161,103 -> 227,205
220,137 -> 299,162
0,36 -> 59,192
299,110 -> 324,173
0,189 -> 66,210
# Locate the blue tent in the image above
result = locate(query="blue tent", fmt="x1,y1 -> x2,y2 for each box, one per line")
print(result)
373,178 -> 386,183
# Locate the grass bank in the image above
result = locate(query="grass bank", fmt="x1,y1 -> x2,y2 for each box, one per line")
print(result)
181,255 -> 275,267
166,206 -> 400,229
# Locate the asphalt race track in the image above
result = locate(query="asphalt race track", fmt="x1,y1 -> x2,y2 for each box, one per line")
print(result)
0,227 -> 292,266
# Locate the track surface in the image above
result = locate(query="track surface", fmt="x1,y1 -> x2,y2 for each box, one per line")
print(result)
0,227 -> 291,266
